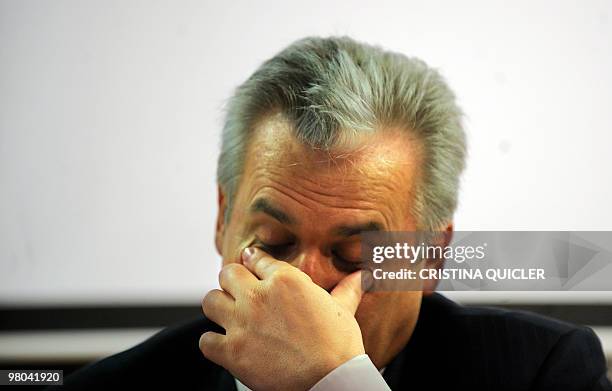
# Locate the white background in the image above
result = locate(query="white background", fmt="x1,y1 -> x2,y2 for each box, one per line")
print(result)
1,0 -> 611,305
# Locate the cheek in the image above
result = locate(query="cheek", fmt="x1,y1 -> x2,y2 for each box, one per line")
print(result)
355,292 -> 421,328
222,238 -> 255,266
354,293 -> 386,324
221,219 -> 254,266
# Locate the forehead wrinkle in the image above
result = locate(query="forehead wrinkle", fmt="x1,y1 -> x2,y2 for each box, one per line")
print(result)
243,117 -> 421,226
242,161 -> 400,232
259,173 -> 399,230
249,182 -> 393,230
248,162 -> 391,210
253,141 -> 414,208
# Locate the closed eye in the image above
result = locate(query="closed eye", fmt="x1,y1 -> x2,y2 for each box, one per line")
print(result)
331,251 -> 362,273
255,241 -> 295,260
255,241 -> 362,273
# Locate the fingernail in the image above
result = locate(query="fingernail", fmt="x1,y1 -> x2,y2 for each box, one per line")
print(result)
362,269 -> 374,292
241,247 -> 255,264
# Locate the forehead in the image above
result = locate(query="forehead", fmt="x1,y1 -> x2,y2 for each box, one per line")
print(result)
248,113 -> 422,182
238,113 -> 423,228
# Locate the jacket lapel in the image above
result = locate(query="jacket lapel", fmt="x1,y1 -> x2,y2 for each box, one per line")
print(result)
213,368 -> 237,391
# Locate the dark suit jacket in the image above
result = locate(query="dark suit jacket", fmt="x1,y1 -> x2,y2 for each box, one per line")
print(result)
47,294 -> 611,390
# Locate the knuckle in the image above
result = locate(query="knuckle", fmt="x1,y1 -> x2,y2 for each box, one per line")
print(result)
201,290 -> 218,312
244,285 -> 267,307
295,269 -> 312,282
268,268 -> 296,287
268,270 -> 288,285
198,332 -> 213,354
219,263 -> 242,280
227,330 -> 246,362
297,270 -> 313,283
225,262 -> 243,274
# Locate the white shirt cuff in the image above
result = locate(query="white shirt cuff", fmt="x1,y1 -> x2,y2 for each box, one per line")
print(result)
309,354 -> 391,391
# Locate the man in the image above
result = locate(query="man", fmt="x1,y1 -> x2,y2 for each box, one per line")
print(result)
51,36 -> 611,390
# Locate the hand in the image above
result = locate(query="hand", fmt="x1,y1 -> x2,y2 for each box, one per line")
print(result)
199,247 -> 366,391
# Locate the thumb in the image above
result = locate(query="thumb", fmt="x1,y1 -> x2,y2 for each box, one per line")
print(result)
330,270 -> 364,315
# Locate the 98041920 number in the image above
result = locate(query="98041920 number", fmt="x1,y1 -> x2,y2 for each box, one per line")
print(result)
0,370 -> 63,385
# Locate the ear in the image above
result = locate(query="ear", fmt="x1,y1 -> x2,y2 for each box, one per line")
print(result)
214,185 -> 227,256
422,223 -> 454,296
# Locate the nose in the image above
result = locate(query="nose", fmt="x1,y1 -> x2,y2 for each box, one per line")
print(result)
289,248 -> 344,292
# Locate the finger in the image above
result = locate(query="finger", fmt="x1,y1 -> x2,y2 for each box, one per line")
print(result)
241,247 -> 289,280
330,270 -> 364,315
201,289 -> 234,327
198,331 -> 227,367
218,263 -> 258,298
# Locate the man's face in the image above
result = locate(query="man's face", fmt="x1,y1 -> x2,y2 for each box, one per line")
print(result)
215,113 -> 426,367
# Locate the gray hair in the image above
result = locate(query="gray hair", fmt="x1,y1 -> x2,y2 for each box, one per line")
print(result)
216,36 -> 466,231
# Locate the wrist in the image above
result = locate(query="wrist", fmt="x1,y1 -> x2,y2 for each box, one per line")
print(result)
319,348 -> 366,381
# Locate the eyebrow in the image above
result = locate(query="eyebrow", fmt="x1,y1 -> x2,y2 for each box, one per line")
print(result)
250,198 -> 295,225
333,221 -> 383,237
